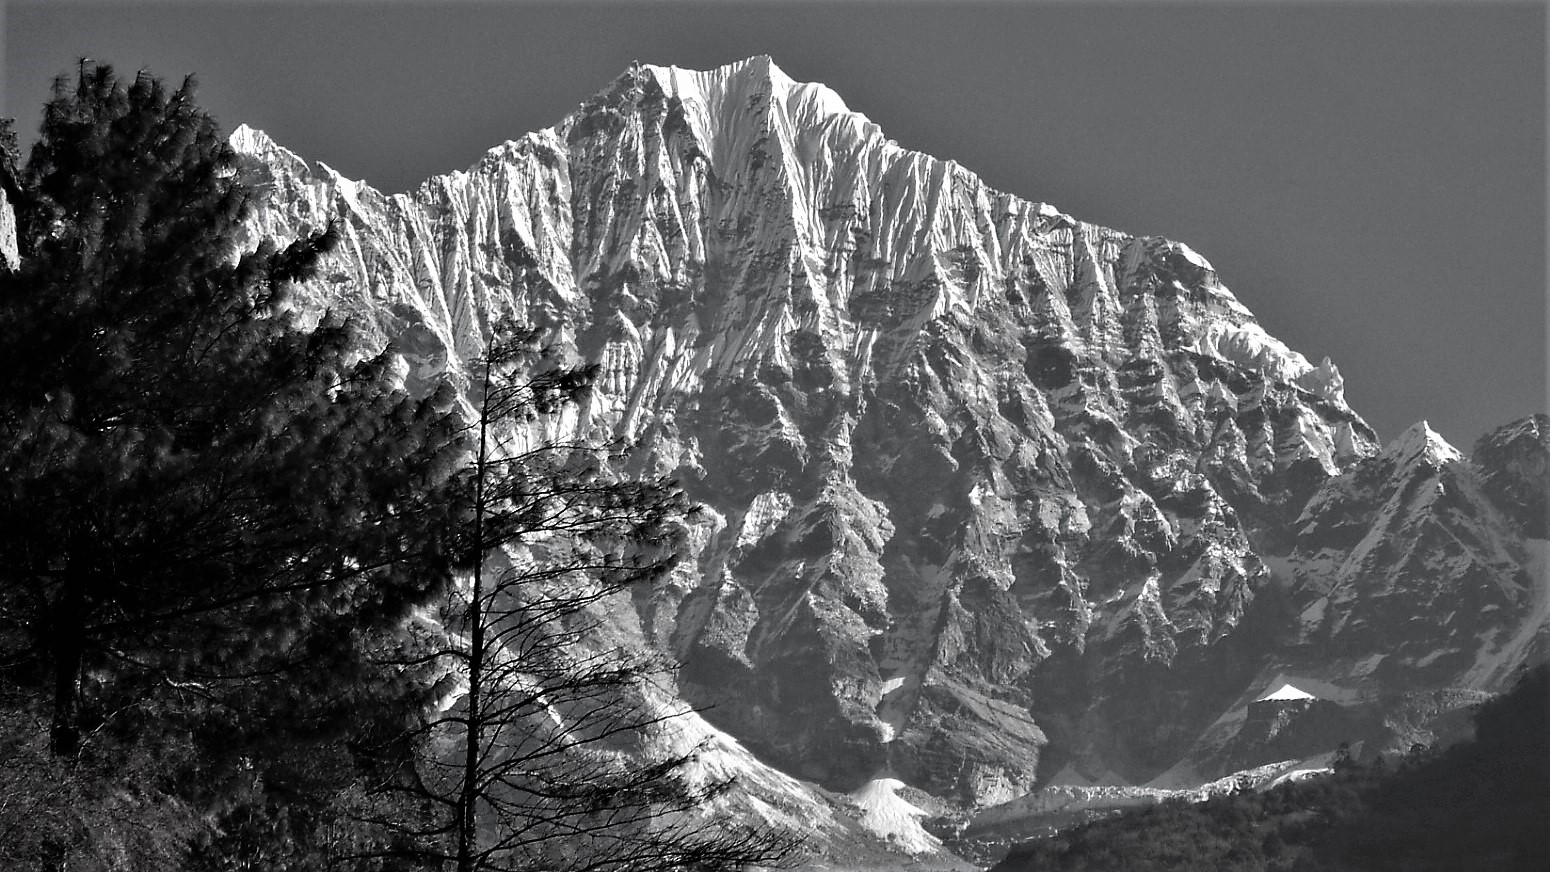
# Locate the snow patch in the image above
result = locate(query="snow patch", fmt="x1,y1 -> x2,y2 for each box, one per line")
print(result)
0,188 -> 16,272
875,671 -> 921,743
1265,766 -> 1334,788
655,701 -> 838,836
1298,595 -> 1329,630
1256,682 -> 1316,702
736,491 -> 793,548
1259,673 -> 1361,705
1173,242 -> 1214,273
1194,320 -> 1316,386
847,777 -> 940,855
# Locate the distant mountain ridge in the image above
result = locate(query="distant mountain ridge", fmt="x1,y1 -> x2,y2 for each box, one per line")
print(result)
226,56 -> 1548,858
990,665 -> 1550,872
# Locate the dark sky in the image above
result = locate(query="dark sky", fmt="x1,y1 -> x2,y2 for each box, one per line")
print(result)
5,1 -> 1545,448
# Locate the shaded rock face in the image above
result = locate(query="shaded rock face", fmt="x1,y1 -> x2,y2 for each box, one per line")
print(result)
1287,421 -> 1543,692
231,57 -> 1538,807
1474,414 -> 1550,537
1167,417 -> 1547,783
1219,697 -> 1386,773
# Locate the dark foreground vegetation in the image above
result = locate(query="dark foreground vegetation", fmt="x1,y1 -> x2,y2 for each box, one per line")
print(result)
993,664 -> 1550,872
0,64 -> 788,871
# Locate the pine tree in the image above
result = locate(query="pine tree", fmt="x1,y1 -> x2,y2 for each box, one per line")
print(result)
0,64 -> 466,867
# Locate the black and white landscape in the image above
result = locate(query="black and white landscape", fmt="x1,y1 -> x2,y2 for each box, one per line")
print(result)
2,5 -> 1546,870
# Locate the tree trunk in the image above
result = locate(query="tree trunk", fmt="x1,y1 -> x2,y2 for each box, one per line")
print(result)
456,359 -> 494,872
48,576 -> 86,758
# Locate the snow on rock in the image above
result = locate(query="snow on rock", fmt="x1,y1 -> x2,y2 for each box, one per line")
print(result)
1381,420 -> 1465,468
1192,322 -> 1346,404
0,187 -> 18,272
1263,763 -> 1335,789
1256,682 -> 1317,702
650,702 -> 842,838
1194,320 -> 1315,386
847,777 -> 941,855
1473,413 -> 1550,536
736,491 -> 794,548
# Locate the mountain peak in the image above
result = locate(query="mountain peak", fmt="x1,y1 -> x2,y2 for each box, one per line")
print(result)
643,56 -> 875,170
1382,420 -> 1464,468
1475,413 -> 1549,451
643,54 -> 847,107
229,122 -> 275,155
1472,413 -> 1550,536
644,54 -> 784,89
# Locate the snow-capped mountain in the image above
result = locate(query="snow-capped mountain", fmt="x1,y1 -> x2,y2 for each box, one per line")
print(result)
226,57 -> 1545,854
1287,420 -> 1539,688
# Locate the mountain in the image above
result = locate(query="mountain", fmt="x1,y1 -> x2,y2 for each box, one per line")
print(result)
227,57 -> 1546,856
1474,413 -> 1550,536
1285,420 -> 1543,690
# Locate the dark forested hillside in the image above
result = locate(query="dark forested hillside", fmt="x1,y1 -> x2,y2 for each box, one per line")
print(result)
992,664 -> 1550,872
0,65 -> 467,870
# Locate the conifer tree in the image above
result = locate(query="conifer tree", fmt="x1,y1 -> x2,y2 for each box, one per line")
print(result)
0,64 -> 465,867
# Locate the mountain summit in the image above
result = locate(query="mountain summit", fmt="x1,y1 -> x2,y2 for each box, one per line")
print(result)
230,57 -> 1543,850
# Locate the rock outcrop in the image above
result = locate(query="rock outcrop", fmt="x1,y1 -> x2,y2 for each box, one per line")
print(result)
1474,414 -> 1550,536
1285,421 -> 1542,690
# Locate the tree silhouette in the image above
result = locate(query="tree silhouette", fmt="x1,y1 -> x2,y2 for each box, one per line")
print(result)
0,63 -> 465,867
358,324 -> 792,872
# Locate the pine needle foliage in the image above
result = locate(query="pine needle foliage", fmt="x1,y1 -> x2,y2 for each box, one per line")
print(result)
0,63 -> 466,869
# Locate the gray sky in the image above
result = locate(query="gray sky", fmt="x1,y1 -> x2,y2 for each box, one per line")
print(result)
5,0 -> 1545,448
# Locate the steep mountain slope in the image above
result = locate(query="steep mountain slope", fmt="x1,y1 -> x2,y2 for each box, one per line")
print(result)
1148,417 -> 1545,785
229,57 -> 1539,831
1287,421 -> 1537,688
1474,413 -> 1550,536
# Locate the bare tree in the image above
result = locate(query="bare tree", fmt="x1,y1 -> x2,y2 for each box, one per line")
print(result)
358,325 -> 793,872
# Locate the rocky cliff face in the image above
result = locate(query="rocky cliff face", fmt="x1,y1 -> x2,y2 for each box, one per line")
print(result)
1157,417 -> 1547,785
231,57 -> 1543,840
1286,422 -> 1540,689
1474,414 -> 1550,537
